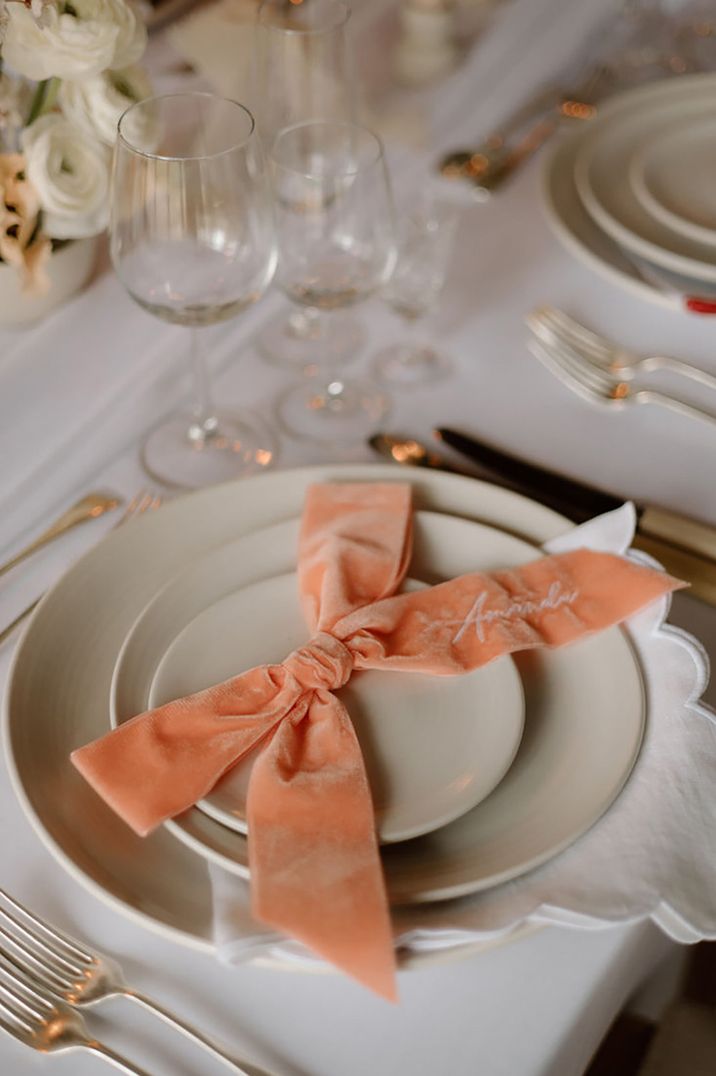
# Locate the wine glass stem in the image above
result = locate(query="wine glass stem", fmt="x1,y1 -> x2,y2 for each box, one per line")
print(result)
187,328 -> 220,444
398,314 -> 425,364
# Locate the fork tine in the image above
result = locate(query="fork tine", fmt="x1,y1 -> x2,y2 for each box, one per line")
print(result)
114,490 -> 151,527
529,341 -> 610,406
556,349 -> 612,392
0,948 -> 65,1011
0,890 -> 90,964
534,337 -> 617,392
0,1005 -> 32,1038
531,307 -> 614,363
0,942 -> 69,1000
0,995 -> 36,1035
0,973 -> 51,1024
0,923 -> 77,990
0,903 -> 86,971
113,490 -> 162,529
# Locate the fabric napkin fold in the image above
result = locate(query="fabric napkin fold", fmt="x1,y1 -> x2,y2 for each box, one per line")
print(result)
72,483 -> 682,999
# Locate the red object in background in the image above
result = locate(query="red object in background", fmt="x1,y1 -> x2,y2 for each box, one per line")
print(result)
686,297 -> 716,314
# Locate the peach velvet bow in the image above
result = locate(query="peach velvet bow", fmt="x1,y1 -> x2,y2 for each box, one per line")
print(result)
72,483 -> 683,999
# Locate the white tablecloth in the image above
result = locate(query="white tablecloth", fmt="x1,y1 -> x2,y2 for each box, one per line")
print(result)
1,0 -> 713,1073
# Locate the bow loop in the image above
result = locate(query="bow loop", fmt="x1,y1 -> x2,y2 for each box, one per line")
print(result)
283,632 -> 354,693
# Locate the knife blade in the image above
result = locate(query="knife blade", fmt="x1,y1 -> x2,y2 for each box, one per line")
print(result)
435,427 -> 716,605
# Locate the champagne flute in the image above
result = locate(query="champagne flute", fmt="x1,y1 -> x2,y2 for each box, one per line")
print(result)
270,120 -> 396,442
254,0 -> 364,370
110,92 -> 277,489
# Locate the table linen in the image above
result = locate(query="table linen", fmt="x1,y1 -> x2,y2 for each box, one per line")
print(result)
2,0 -> 715,1071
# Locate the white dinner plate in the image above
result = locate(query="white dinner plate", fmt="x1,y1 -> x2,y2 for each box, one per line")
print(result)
2,465 -> 640,953
112,513 -> 526,845
574,76 -> 716,283
629,114 -> 716,249
112,500 -> 644,904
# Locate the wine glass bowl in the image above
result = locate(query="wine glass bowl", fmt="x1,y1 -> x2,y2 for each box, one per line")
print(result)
272,121 -> 395,309
112,94 -> 275,327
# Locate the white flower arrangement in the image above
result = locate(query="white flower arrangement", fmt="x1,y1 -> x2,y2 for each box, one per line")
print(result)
0,0 -> 150,292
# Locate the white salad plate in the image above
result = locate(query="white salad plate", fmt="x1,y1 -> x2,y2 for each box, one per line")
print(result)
574,75 -> 716,284
113,512 -> 526,846
629,114 -> 716,249
2,465 -> 643,955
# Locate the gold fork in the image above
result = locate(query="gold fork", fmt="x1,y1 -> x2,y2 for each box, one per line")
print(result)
0,490 -> 162,647
0,492 -> 121,581
0,942 -> 150,1074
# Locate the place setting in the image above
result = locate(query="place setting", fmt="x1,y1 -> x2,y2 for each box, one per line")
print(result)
4,460 -> 715,1008
2,1 -> 716,1074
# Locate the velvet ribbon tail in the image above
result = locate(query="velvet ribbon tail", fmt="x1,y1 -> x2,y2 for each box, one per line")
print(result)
248,691 -> 397,1000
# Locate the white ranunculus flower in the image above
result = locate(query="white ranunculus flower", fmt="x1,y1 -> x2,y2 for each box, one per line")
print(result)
22,115 -> 110,239
91,0 -> 146,69
59,66 -> 153,147
3,0 -> 146,82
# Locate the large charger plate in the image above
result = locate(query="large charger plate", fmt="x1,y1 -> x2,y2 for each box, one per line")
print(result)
112,511 -> 643,902
2,465 -> 643,953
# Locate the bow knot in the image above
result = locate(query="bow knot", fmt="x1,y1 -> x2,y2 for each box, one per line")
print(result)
283,631 -> 354,693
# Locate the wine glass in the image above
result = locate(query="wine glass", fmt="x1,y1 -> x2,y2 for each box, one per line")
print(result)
254,0 -> 364,370
372,196 -> 457,385
270,120 -> 396,442
110,92 -> 277,489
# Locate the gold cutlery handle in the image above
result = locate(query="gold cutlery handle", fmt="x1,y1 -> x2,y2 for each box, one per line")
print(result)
639,507 -> 716,564
0,492 -> 120,580
479,117 -> 559,192
633,534 -> 716,607
438,83 -> 562,179
636,506 -> 716,606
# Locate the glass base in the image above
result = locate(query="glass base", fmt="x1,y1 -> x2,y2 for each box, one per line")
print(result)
141,409 -> 277,490
372,342 -> 452,385
257,309 -> 366,370
276,376 -> 391,443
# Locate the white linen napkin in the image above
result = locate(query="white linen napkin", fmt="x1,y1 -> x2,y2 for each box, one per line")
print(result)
209,503 -> 716,968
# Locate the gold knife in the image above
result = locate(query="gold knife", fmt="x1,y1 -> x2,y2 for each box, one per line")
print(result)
369,432 -> 716,606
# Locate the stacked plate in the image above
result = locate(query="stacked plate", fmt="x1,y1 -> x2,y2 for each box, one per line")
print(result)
2,465 -> 646,967
544,73 -> 716,307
